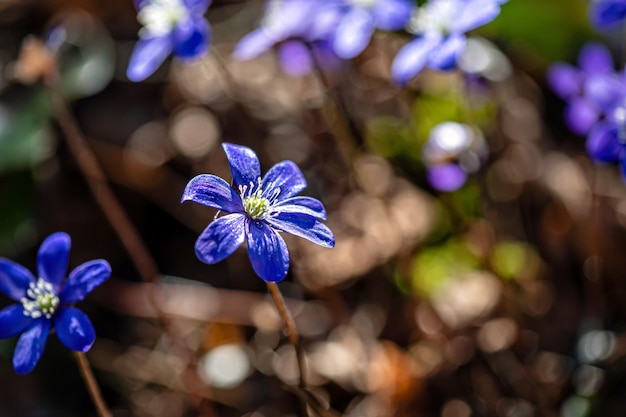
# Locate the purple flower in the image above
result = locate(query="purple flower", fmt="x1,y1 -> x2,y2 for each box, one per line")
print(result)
547,42 -> 623,135
590,0 -> 626,29
332,0 -> 413,59
0,233 -> 111,374
422,122 -> 487,192
391,0 -> 506,85
182,143 -> 334,282
127,0 -> 211,82
233,0 -> 344,76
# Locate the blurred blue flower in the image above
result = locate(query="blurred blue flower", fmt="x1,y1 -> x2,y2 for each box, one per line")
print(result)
391,0 -> 506,85
233,0 -> 344,76
547,42 -> 621,136
182,143 -> 334,282
0,233 -> 111,374
423,122 -> 487,192
547,42 -> 626,174
332,0 -> 413,59
590,0 -> 626,29
127,0 -> 211,82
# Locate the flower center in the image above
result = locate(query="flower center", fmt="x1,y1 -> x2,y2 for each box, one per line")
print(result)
239,178 -> 281,220
21,278 -> 59,319
138,0 -> 189,37
407,0 -> 457,35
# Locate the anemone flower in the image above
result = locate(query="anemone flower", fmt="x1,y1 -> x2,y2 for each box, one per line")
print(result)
127,0 -> 211,81
182,143 -> 334,282
0,232 -> 111,374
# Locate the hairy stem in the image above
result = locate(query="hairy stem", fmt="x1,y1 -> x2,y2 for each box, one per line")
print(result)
267,282 -> 309,416
73,351 -> 112,417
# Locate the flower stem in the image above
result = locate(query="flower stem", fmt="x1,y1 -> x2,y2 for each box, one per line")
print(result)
308,50 -> 361,168
73,351 -> 112,417
50,89 -> 161,286
266,282 -> 309,416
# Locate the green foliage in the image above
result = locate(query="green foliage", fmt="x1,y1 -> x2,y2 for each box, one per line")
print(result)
483,0 -> 593,64
410,239 -> 480,296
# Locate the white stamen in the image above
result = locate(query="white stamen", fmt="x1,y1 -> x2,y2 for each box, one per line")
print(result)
238,178 -> 281,220
407,0 -> 459,35
138,0 -> 189,37
21,278 -> 59,320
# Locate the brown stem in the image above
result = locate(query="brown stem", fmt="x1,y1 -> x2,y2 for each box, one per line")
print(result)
308,51 -> 360,167
73,351 -> 113,417
267,282 -> 309,416
51,88 -> 219,417
51,90 -> 160,285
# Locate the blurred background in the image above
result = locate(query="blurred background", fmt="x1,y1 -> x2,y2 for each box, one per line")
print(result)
2,0 -> 626,416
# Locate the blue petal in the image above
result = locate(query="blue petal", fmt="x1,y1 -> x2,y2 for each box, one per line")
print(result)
584,74 -> 625,111
0,259 -> 35,302
183,0 -> 211,13
54,307 -> 96,352
58,260 -> 111,304
274,196 -> 327,220
564,98 -> 599,136
391,33 -> 442,85
222,143 -> 262,189
126,35 -> 173,82
452,0 -> 502,33
586,122 -> 621,163
173,15 -> 211,60
278,40 -> 313,76
427,34 -> 467,71
265,212 -> 335,248
590,0 -> 626,29
233,29 -> 276,61
333,7 -> 375,59
427,163 -> 468,192
13,319 -> 51,375
263,0 -> 319,40
37,232 -> 70,291
181,174 -> 244,213
578,42 -> 614,75
308,4 -> 344,40
546,64 -> 581,99
373,0 -> 413,31
246,220 -> 290,282
262,161 -> 307,202
0,304 -> 33,339
195,214 -> 246,264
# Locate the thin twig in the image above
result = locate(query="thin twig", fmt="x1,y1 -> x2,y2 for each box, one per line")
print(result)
50,89 -> 161,286
50,88 -> 218,417
308,49 -> 361,167
73,351 -> 113,417
267,282 -> 309,417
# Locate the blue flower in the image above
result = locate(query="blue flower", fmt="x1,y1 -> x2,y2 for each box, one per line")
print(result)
182,143 -> 335,282
332,0 -> 413,59
547,42 -> 622,136
391,0 -> 506,85
233,0 -> 344,76
127,0 -> 211,82
0,233 -> 111,374
590,0 -> 626,29
422,121 -> 487,192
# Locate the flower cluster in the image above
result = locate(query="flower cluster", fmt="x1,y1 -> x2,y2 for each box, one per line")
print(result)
423,121 -> 487,192
182,143 -> 334,282
127,0 -> 211,81
392,0 -> 506,84
0,233 -> 111,374
232,0 -> 505,84
548,43 -> 626,176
